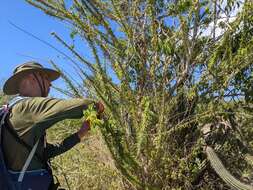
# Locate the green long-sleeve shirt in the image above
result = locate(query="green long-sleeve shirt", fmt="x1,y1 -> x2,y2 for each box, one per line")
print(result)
3,97 -> 94,171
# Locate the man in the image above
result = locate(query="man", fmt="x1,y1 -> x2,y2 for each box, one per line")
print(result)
2,61 -> 104,188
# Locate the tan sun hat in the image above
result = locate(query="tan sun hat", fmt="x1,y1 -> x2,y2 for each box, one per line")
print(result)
3,61 -> 61,95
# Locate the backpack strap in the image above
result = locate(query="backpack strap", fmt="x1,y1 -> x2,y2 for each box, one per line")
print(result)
18,139 -> 40,182
0,97 -> 25,146
0,96 -> 27,143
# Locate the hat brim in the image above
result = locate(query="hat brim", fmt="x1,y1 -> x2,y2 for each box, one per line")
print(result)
3,68 -> 61,95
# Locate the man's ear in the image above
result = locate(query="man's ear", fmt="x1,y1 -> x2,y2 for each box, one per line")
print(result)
27,73 -> 36,82
20,74 -> 34,88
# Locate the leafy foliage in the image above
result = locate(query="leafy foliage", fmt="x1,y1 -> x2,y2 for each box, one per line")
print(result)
83,104 -> 104,128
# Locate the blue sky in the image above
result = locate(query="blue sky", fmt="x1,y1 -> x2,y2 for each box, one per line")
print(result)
0,0 -> 92,97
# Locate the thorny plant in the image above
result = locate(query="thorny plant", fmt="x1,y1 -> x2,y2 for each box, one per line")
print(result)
26,0 -> 253,189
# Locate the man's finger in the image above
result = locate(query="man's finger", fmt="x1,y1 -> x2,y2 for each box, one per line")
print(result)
96,102 -> 105,113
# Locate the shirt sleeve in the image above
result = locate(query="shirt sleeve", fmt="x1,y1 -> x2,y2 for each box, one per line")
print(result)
45,133 -> 80,159
24,97 -> 94,135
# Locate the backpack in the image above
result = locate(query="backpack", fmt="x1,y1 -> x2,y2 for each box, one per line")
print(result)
0,97 -> 54,190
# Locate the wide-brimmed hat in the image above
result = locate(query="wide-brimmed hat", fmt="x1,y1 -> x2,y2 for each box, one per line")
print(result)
3,61 -> 61,95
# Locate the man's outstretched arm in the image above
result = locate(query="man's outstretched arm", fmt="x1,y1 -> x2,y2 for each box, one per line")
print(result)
45,121 -> 91,159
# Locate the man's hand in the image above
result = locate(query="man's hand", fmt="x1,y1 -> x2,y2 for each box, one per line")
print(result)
95,101 -> 105,118
77,120 -> 91,139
